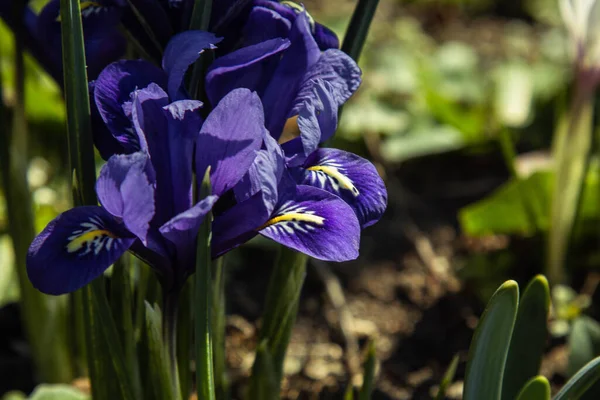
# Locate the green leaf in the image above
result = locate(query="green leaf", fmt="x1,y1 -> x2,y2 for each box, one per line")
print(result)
110,257 -> 141,399
344,384 -> 354,400
554,356 -> 600,400
250,247 -> 308,397
82,281 -> 137,400
463,280 -> 519,400
195,168 -> 216,400
568,317 -> 600,376
502,275 -> 550,400
59,0 -> 96,206
213,256 -> 229,399
515,376 -> 551,400
567,316 -> 600,399
177,280 -> 192,400
548,96 -> 594,284
459,172 -> 550,236
435,355 -> 460,400
359,340 -> 377,400
0,391 -> 26,400
144,303 -> 181,400
341,0 -> 381,62
248,341 -> 278,400
28,384 -> 89,400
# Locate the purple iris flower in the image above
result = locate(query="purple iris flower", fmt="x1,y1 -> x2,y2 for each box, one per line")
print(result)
189,8 -> 388,256
26,32 -> 267,295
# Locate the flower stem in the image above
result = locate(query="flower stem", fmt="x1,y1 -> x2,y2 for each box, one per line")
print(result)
163,288 -> 181,395
195,168 -> 215,400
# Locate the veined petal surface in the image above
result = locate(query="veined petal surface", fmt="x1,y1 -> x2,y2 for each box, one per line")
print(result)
294,148 -> 387,228
259,185 -> 360,261
27,206 -> 134,295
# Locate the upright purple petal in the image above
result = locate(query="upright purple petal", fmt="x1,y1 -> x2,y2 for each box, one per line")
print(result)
292,49 -> 362,113
27,206 -> 134,295
314,24 -> 339,51
162,30 -> 223,99
196,88 -> 265,196
205,38 -> 291,106
260,11 -> 320,139
94,60 -> 167,153
96,152 -> 156,243
132,84 -> 201,224
259,185 -> 360,261
293,149 -> 387,228
242,6 -> 291,45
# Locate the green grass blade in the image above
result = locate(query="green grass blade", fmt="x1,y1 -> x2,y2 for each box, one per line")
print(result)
344,383 -> 354,400
248,341 -> 278,400
435,355 -> 460,400
358,340 -> 377,400
213,256 -> 229,399
195,168 -> 216,400
554,356 -> 600,400
341,0 -> 380,62
547,93 -> 594,284
464,281 -> 520,400
502,275 -> 550,400
515,376 -> 551,400
250,247 -> 308,397
177,280 -> 192,400
145,303 -> 181,400
60,0 -> 96,206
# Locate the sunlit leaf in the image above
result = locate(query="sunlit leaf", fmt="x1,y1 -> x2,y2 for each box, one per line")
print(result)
464,281 -> 519,400
515,376 -> 550,400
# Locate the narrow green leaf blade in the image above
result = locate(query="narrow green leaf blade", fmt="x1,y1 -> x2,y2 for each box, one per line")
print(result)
195,168 -> 216,400
250,247 -> 308,395
435,355 -> 460,400
502,275 -> 550,400
463,281 -> 520,400
213,256 -> 229,399
28,384 -> 89,400
554,356 -> 600,400
60,0 -> 96,205
358,340 -> 377,400
341,0 -> 381,62
145,303 -> 180,400
515,376 -> 551,400
248,341 -> 278,400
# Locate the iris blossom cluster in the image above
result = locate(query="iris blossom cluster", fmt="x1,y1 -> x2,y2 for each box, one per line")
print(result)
25,1 -> 387,296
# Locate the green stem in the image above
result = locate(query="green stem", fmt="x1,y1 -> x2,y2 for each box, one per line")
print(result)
250,247 -> 308,397
213,256 -> 229,399
163,288 -> 181,395
195,169 -> 215,400
341,0 -> 380,63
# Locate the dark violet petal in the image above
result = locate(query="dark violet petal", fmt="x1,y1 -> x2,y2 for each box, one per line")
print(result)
94,60 -> 167,152
162,30 -> 223,99
27,206 -> 134,295
234,132 -> 284,204
211,191 -> 266,258
292,49 -> 361,114
205,38 -> 290,106
196,88 -> 265,196
259,185 -> 360,261
243,6 -> 291,46
90,81 -> 125,159
295,148 -> 387,228
290,79 -> 338,165
314,23 -> 339,51
132,84 -> 200,223
96,152 -> 156,243
159,195 -> 219,269
261,11 -> 320,139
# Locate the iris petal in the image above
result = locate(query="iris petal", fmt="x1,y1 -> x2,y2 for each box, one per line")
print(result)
96,152 -> 156,243
294,148 -> 387,228
259,185 -> 360,261
27,206 -> 134,295
196,88 -> 265,197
